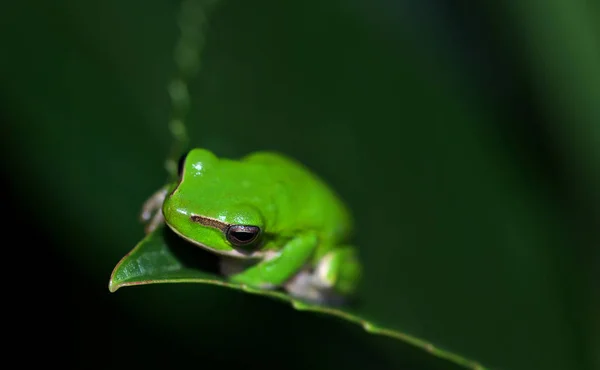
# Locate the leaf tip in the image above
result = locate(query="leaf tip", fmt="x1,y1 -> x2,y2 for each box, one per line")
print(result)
108,257 -> 127,293
108,279 -> 120,293
108,247 -> 136,293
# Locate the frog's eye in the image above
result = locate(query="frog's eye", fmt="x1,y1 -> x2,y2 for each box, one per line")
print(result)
177,151 -> 190,177
226,225 -> 261,247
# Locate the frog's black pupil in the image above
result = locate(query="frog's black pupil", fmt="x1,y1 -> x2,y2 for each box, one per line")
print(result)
227,225 -> 260,247
232,231 -> 254,242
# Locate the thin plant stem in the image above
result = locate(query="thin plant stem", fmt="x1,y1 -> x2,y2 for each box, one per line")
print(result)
165,0 -> 221,181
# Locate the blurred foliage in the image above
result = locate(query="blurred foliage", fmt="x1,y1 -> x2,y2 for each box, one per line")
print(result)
0,1 -> 597,370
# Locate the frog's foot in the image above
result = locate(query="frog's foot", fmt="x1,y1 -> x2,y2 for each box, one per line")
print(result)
284,270 -> 344,305
140,187 -> 168,234
284,247 -> 362,305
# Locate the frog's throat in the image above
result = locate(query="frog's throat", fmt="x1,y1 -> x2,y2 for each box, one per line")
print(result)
165,222 -> 264,260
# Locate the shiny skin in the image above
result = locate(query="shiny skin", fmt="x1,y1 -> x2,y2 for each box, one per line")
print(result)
148,148 -> 362,302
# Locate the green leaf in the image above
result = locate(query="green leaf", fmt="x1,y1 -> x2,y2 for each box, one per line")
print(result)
109,226 -> 489,370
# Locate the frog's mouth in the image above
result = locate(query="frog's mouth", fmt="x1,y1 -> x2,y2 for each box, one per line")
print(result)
165,222 -> 264,260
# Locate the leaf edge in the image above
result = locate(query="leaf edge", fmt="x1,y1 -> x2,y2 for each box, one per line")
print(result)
109,257 -> 489,370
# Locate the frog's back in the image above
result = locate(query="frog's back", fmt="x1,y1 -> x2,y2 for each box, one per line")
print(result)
238,151 -> 353,243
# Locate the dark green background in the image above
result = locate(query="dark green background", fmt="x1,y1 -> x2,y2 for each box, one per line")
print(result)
1,1 -> 598,369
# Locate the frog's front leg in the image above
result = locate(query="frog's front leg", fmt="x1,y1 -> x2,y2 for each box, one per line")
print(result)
228,232 -> 318,289
140,185 -> 170,234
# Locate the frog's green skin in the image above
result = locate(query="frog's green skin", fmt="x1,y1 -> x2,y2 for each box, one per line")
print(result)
141,148 -> 362,303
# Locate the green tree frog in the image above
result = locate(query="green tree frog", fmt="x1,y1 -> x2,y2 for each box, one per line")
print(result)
141,148 -> 362,304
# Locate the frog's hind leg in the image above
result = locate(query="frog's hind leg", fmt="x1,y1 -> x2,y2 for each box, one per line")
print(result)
284,246 -> 362,305
314,247 -> 362,296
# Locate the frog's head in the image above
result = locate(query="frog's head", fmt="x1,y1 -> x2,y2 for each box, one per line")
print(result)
162,148 -> 265,259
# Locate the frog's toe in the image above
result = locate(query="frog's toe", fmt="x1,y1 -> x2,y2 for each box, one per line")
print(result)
144,211 -> 165,234
140,187 -> 169,233
313,252 -> 337,289
140,187 -> 168,222
314,247 -> 362,296
284,270 -> 346,306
